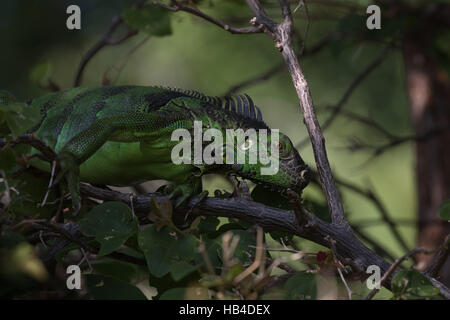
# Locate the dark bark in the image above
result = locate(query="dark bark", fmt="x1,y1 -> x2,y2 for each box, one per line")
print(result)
403,26 -> 450,284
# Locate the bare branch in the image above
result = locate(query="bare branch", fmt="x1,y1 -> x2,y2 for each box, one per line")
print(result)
0,134 -> 57,161
224,62 -> 284,96
74,16 -> 138,87
297,47 -> 390,148
346,125 -> 450,160
152,1 -> 263,35
309,169 -> 411,253
223,31 -> 336,96
320,106 -> 397,140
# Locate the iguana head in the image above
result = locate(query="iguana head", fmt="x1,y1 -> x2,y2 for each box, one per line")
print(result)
221,129 -> 310,194
171,90 -> 310,195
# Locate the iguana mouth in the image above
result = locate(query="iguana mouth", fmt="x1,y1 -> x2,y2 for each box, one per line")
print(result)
239,166 -> 310,196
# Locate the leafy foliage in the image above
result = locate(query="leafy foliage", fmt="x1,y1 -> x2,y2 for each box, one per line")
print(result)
79,202 -> 139,256
391,270 -> 441,300
284,273 -> 317,300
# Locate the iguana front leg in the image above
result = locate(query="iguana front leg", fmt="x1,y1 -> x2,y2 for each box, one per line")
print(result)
54,112 -> 190,213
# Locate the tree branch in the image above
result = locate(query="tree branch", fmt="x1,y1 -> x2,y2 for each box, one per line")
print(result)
78,183 -> 450,298
310,169 -> 411,253
245,0 -> 346,225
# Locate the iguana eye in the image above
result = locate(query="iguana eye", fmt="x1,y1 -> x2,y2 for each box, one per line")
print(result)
240,138 -> 253,151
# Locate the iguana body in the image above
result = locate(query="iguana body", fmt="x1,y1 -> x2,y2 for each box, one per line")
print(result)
26,85 -> 309,210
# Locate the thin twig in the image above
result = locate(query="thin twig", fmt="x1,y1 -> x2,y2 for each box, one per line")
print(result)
233,226 -> 264,284
245,0 -> 347,225
40,160 -> 56,207
297,47 -> 390,148
33,221 -> 147,266
326,236 -> 353,299
364,247 -> 431,300
309,169 -> 411,253
346,125 -> 450,160
153,1 -> 263,35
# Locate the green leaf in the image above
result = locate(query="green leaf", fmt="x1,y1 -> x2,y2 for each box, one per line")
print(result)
197,216 -> 220,234
284,273 -> 317,300
194,237 -> 222,269
0,147 -> 18,173
170,261 -> 200,281
137,225 -> 198,277
439,199 -> 450,220
79,202 -> 138,256
92,258 -> 147,284
55,243 -> 81,262
391,269 -> 441,300
149,270 -> 200,299
122,4 -> 172,36
29,61 -> 52,85
4,171 -> 58,218
4,102 -> 40,136
85,274 -> 147,300
159,287 -> 187,300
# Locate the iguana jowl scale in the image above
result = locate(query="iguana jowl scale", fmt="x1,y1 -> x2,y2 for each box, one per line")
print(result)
26,85 -> 309,210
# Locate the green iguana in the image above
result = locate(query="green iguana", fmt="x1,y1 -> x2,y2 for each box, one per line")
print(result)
21,85 -> 309,212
